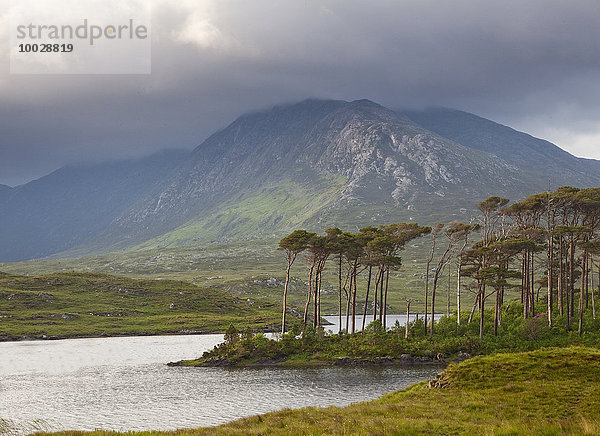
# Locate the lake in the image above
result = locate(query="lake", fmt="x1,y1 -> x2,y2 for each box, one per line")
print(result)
0,333 -> 440,434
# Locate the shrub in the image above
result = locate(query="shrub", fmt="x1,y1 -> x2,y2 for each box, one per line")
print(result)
224,323 -> 239,345
519,317 -> 547,341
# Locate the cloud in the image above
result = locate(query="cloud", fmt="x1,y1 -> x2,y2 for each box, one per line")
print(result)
0,0 -> 10,67
569,133 -> 600,160
0,0 -> 599,185
173,17 -> 224,48
524,126 -> 600,161
167,0 -> 234,50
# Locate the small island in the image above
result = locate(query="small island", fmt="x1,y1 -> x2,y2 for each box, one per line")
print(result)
170,303 -> 600,369
170,320 -> 455,368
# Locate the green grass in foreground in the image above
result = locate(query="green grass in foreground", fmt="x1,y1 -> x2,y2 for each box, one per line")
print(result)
0,271 -> 281,340
32,347 -> 600,435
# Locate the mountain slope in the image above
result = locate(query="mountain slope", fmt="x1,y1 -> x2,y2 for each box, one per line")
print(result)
99,99 -> 533,251
403,108 -> 600,189
4,99 -> 599,261
0,150 -> 187,262
0,184 -> 11,202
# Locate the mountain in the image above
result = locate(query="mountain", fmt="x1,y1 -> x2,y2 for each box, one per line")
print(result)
2,99 -> 599,262
0,184 -> 11,200
403,108 -> 600,189
0,150 -> 188,262
95,99 -> 546,251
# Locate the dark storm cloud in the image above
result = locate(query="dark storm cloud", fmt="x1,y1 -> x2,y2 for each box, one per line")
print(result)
1,0 -> 599,186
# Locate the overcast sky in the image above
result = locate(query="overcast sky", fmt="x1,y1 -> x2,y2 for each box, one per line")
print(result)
1,0 -> 599,186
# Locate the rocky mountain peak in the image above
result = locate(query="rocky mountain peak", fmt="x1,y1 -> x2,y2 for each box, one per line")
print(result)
3,99 -> 599,260
102,99 -> 530,249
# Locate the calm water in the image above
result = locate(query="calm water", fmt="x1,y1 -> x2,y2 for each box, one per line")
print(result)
0,334 -> 439,434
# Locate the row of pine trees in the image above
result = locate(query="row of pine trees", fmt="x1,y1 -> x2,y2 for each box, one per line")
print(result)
278,187 -> 600,340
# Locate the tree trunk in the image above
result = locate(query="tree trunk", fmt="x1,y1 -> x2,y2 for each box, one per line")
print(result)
282,262 -> 292,335
424,265 -> 430,335
457,261 -> 462,325
521,251 -> 526,306
373,268 -> 382,322
570,235 -> 576,319
351,262 -> 357,334
362,266 -> 372,330
424,233 -> 437,335
547,200 -> 553,326
479,280 -> 485,341
313,268 -> 318,328
378,275 -> 382,323
558,237 -> 564,316
568,249 -> 572,328
379,269 -> 384,324
338,254 -> 343,333
345,277 -> 351,333
530,249 -> 535,315
592,258 -> 597,320
499,284 -> 504,328
494,287 -> 500,336
343,267 -> 352,332
430,268 -> 442,336
579,251 -> 587,335
303,264 -> 314,326
585,256 -> 589,309
317,269 -> 322,328
524,250 -> 529,319
383,268 -> 390,329
468,291 -> 479,324
547,232 -> 553,326
405,300 -> 411,339
447,266 -> 451,317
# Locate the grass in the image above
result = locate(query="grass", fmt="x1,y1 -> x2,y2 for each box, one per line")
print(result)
0,236 -> 491,319
30,347 -> 600,435
0,271 -> 281,340
130,173 -> 348,251
0,239 -> 490,340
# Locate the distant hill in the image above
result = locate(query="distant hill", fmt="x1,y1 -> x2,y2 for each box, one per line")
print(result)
0,150 -> 187,262
403,108 -> 600,189
2,99 -> 599,262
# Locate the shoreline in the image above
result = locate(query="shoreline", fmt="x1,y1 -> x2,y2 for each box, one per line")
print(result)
0,329 -> 255,343
169,353 -> 458,368
0,318 -> 338,343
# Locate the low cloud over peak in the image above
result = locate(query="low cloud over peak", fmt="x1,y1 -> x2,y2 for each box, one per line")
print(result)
1,0 -> 599,185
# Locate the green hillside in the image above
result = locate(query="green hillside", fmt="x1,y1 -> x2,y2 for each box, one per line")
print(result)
0,237 -> 484,319
0,271 -> 280,340
131,172 -> 347,250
